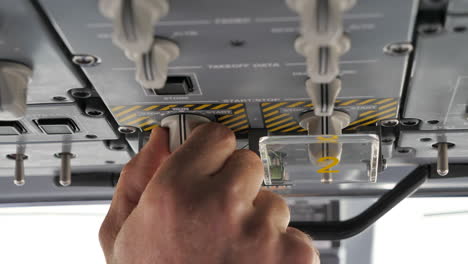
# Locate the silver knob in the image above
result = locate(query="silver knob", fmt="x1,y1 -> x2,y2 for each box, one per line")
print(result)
161,114 -> 211,152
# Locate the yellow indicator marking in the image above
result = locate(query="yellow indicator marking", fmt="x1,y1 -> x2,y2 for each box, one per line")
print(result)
144,124 -> 159,131
265,113 -> 289,123
270,121 -> 297,132
222,114 -> 247,125
339,99 -> 358,106
374,98 -> 394,105
115,106 -> 141,117
318,135 -> 339,143
264,110 -> 279,118
228,104 -> 243,110
316,157 -> 340,173
349,113 -> 396,130
287,101 -> 305,108
282,125 -> 302,132
359,110 -> 376,117
211,104 -> 229,109
266,117 -> 293,128
348,107 -> 397,126
378,101 -> 398,110
160,105 -> 177,111
233,125 -> 249,132
262,102 -> 288,112
234,109 -> 245,114
118,114 -> 138,123
357,99 -> 376,105
184,104 -> 195,107
138,120 -> 155,127
144,105 -> 159,111
112,106 -> 125,112
194,104 -> 212,110
227,119 -> 248,129
126,117 -> 150,125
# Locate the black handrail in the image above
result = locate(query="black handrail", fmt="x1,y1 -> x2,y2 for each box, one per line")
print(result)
290,166 -> 429,240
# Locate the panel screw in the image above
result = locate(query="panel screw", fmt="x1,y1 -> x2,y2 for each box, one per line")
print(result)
118,126 -> 138,134
380,119 -> 399,127
384,43 -> 413,56
72,54 -> 101,67
7,154 -> 28,186
55,153 -> 75,186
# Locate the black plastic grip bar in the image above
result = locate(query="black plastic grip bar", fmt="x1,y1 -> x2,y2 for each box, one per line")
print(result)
290,166 -> 429,240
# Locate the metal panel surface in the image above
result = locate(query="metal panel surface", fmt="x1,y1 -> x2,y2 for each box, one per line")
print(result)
404,31 -> 468,129
39,0 -> 417,132
0,103 -> 119,143
0,0 -> 83,103
0,141 -> 130,175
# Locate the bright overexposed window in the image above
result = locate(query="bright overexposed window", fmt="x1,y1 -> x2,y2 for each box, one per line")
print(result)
0,204 -> 110,264
373,198 -> 468,264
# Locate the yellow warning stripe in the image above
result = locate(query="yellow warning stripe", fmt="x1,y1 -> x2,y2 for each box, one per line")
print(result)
265,113 -> 289,123
138,120 -> 155,127
266,117 -> 293,128
112,106 -> 125,111
211,104 -> 229,109
184,104 -> 195,107
357,99 -> 376,105
378,101 -> 398,110
194,104 -> 212,110
270,121 -> 298,132
339,99 -> 358,106
233,125 -> 249,132
262,102 -> 288,112
222,114 -> 247,125
227,119 -> 248,129
287,101 -> 306,108
115,106 -> 141,117
264,110 -> 279,118
282,125 -> 302,132
234,109 -> 245,114
305,103 -> 314,107
160,105 -> 177,111
144,124 -> 159,131
359,110 -> 376,117
118,113 -> 137,123
298,128 -> 307,132
261,102 -> 271,107
144,105 -> 159,111
228,104 -> 243,110
126,117 -> 150,125
349,113 -> 396,130
375,98 -> 394,105
348,107 -> 397,126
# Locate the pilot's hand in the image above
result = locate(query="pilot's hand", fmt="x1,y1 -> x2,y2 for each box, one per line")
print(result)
99,123 -> 320,263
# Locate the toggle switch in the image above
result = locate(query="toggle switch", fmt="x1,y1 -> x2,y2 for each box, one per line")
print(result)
295,35 -> 350,83
161,114 -> 210,152
0,62 -> 33,120
286,0 -> 356,45
101,0 -> 170,56
56,152 -> 74,186
306,78 -> 342,116
436,143 -> 449,176
134,38 -> 180,89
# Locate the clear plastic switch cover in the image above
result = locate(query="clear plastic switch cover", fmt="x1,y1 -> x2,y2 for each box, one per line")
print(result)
260,134 -> 380,189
